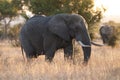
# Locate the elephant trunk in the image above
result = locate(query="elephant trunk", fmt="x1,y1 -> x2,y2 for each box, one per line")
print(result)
82,46 -> 91,62
77,41 -> 91,63
75,32 -> 91,63
75,21 -> 92,63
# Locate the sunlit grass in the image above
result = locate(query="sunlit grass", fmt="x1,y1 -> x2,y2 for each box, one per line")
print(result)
0,40 -> 120,80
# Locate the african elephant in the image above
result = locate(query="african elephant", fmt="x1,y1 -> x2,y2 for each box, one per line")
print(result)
99,25 -> 114,44
19,13 -> 102,63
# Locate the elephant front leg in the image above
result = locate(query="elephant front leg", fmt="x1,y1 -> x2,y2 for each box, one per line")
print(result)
64,43 -> 73,60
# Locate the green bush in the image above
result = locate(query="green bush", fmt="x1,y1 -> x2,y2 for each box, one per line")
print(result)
8,24 -> 22,47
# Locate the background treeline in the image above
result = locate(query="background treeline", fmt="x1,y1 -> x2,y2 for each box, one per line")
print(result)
0,0 -> 120,47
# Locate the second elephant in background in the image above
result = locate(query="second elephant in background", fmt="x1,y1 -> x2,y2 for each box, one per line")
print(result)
99,25 -> 117,46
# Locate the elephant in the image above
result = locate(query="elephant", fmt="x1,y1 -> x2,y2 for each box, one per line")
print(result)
19,13 -> 103,63
99,25 -> 114,44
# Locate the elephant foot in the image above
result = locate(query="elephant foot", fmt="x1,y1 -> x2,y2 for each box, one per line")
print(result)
82,61 -> 88,66
64,54 -> 73,60
45,56 -> 53,63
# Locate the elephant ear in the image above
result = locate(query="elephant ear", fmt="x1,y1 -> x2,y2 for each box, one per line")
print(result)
48,16 -> 70,41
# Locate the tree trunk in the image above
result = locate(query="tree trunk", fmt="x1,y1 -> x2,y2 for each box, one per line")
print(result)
3,18 -> 11,39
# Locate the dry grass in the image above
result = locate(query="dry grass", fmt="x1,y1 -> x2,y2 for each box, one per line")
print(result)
0,40 -> 120,80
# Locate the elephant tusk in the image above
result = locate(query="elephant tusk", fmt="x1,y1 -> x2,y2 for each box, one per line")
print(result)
91,42 -> 105,46
78,41 -> 91,47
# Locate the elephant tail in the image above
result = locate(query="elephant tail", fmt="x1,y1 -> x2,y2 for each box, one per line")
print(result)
21,45 -> 26,61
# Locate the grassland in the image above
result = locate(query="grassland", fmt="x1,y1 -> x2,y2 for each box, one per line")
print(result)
0,40 -> 120,80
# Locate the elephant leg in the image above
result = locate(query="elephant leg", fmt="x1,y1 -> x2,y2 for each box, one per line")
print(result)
23,44 -> 37,59
43,35 -> 57,62
20,36 -> 37,59
64,43 -> 73,60
45,47 -> 56,62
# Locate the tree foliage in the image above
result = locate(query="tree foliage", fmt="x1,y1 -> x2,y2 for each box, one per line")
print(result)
0,0 -> 104,27
0,0 -> 22,38
0,0 -> 22,19
25,0 -> 103,25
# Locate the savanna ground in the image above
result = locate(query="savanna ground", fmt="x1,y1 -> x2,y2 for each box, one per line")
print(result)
0,40 -> 120,80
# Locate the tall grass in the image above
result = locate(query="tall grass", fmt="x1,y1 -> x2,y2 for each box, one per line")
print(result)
0,41 -> 120,80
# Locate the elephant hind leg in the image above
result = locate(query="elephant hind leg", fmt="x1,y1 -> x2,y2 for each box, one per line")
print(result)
20,36 -> 37,59
23,44 -> 37,59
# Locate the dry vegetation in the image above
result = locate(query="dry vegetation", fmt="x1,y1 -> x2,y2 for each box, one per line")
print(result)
0,40 -> 120,80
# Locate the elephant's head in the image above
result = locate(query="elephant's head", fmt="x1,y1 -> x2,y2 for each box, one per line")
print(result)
48,14 -> 91,63
99,25 -> 114,44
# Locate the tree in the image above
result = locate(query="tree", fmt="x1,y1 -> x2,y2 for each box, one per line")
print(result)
8,23 -> 22,47
0,0 -> 22,39
25,0 -> 103,24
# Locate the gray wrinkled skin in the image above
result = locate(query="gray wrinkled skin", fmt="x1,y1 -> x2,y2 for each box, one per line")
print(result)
19,14 -> 91,62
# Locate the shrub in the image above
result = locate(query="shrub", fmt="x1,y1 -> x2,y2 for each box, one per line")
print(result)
8,24 -> 22,47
